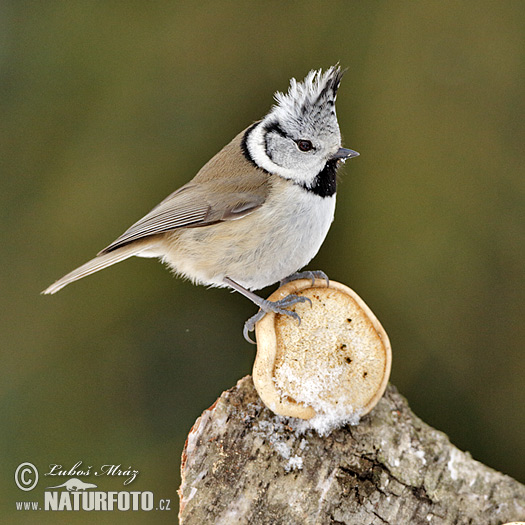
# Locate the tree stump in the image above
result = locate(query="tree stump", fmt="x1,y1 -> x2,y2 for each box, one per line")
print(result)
179,376 -> 525,524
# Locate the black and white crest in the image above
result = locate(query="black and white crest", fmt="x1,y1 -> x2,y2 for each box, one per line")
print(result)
271,65 -> 344,135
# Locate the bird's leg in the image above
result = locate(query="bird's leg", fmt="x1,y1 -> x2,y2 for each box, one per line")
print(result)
280,270 -> 330,287
224,277 -> 312,344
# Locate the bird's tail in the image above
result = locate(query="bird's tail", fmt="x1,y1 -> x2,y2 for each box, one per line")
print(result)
42,245 -> 140,295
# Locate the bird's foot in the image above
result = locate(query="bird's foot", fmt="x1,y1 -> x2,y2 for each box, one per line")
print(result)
243,294 -> 312,344
280,270 -> 330,287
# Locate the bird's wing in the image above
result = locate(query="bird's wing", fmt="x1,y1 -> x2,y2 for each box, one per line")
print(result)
99,174 -> 269,254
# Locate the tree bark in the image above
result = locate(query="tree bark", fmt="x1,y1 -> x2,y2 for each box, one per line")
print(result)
179,376 -> 525,524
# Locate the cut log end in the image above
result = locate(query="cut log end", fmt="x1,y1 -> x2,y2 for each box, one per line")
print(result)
179,376 -> 525,524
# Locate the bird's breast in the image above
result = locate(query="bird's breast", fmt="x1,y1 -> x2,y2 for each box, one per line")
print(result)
161,182 -> 336,290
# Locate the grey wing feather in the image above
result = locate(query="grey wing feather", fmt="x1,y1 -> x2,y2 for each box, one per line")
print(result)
99,184 -> 266,254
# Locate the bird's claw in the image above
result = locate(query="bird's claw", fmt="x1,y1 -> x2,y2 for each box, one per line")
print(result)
243,311 -> 265,344
280,270 -> 330,287
243,294 -> 311,344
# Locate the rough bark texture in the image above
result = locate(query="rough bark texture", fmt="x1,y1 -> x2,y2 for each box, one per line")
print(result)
179,376 -> 525,524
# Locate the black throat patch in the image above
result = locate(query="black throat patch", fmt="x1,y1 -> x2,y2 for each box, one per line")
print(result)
302,159 -> 338,198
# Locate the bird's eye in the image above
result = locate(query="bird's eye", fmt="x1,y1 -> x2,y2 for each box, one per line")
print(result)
296,140 -> 313,152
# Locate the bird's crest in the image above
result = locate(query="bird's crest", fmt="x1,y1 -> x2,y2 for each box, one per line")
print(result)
272,65 -> 345,120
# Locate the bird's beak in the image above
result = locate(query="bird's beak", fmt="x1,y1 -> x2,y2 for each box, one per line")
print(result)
331,148 -> 359,162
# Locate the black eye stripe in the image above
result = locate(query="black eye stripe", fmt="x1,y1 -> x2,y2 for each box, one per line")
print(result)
264,121 -> 289,138
263,122 -> 314,153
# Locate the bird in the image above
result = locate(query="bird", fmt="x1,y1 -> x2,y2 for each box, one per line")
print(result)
43,65 -> 359,342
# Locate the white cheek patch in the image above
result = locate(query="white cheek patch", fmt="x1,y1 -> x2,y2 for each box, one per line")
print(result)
246,123 -> 319,185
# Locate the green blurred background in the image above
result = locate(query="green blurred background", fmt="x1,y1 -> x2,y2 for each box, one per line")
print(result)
2,1 -> 524,522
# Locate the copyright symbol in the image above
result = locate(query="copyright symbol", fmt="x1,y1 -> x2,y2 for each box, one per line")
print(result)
15,462 -> 38,491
